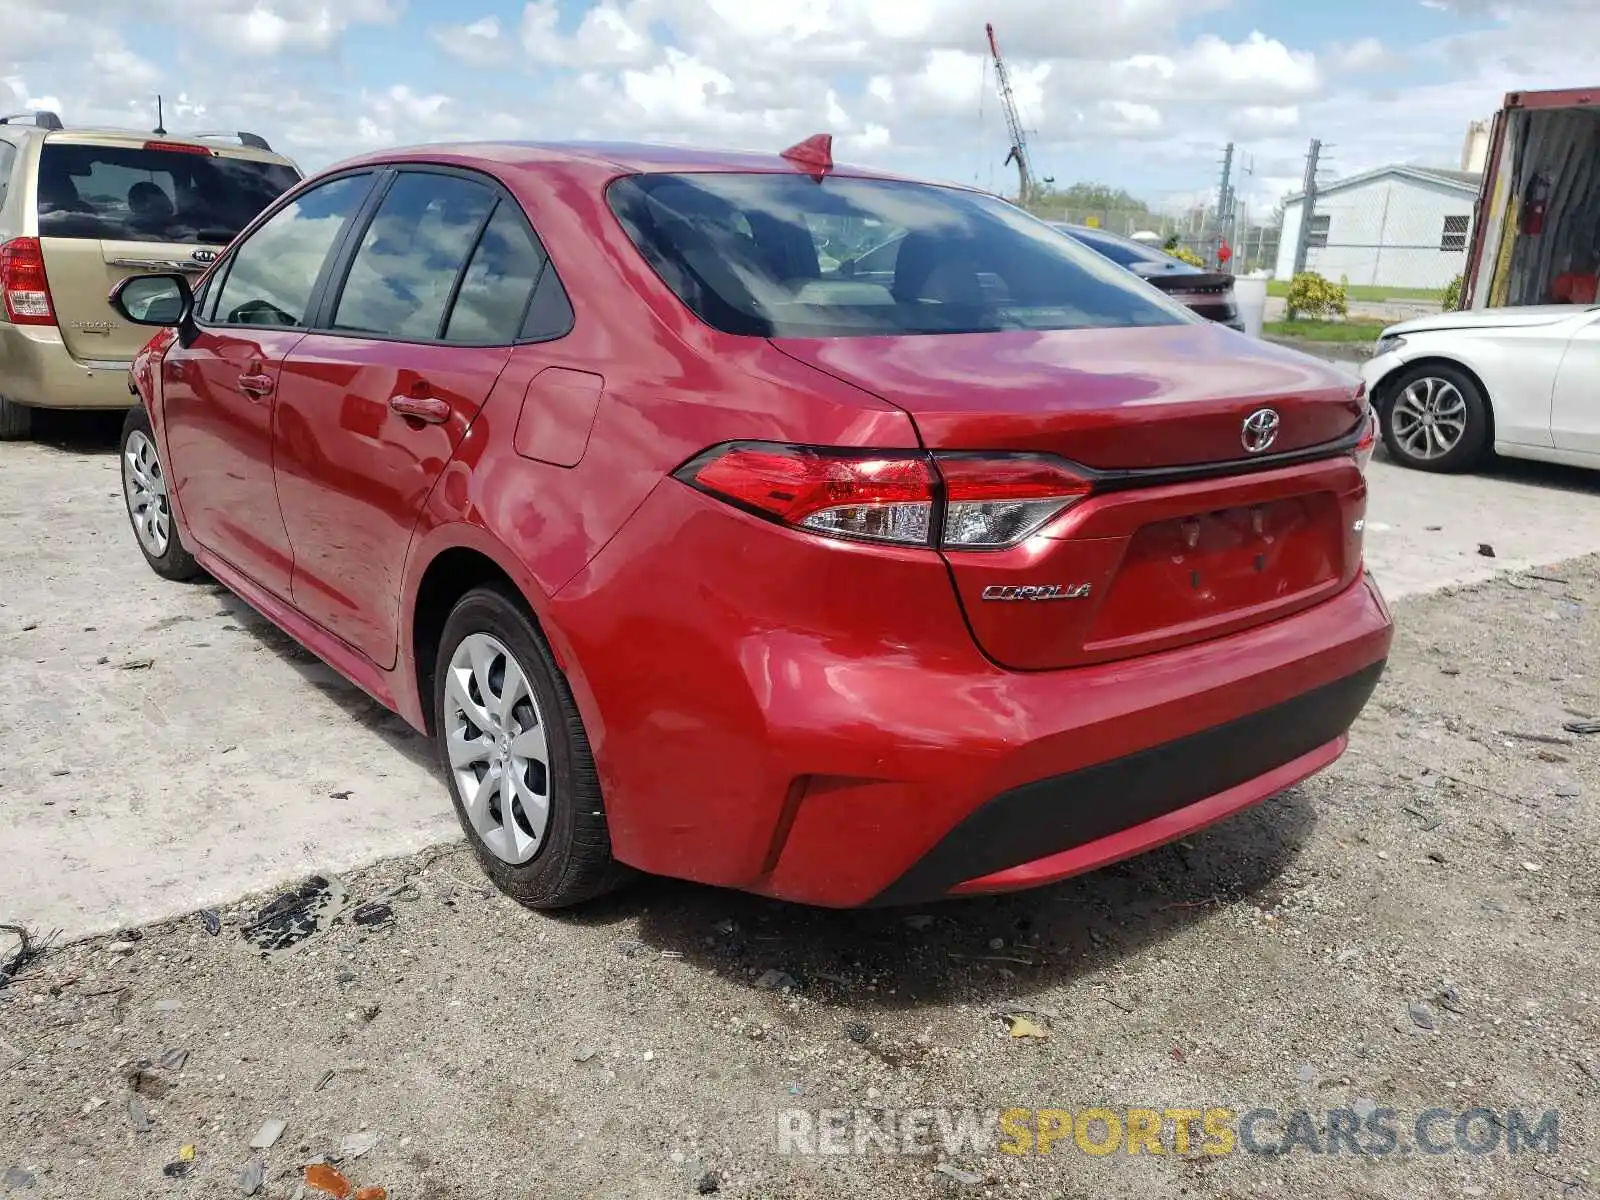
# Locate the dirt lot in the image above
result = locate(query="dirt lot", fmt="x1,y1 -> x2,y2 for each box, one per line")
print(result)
3,552 -> 1598,1198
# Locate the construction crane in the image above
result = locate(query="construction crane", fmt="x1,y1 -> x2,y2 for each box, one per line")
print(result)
985,22 -> 1038,206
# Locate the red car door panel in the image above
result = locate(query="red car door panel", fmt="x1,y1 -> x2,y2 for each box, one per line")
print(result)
268,168 -> 564,668
158,170 -> 377,599
273,336 -> 510,666
163,328 -> 302,595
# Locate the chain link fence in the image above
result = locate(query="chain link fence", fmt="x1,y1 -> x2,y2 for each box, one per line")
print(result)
1023,201 -> 1279,274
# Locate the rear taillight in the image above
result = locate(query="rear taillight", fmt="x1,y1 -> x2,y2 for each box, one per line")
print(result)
935,453 -> 1092,547
1353,402 -> 1377,474
684,443 -> 935,545
0,237 -> 56,325
675,442 -> 1092,550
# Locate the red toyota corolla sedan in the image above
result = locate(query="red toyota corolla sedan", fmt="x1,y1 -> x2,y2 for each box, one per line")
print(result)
109,136 -> 1392,909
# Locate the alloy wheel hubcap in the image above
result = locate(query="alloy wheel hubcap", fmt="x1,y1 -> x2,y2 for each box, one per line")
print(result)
444,632 -> 550,864
1391,377 -> 1467,460
123,430 -> 171,557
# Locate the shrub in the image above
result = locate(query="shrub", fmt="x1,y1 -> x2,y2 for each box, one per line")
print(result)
1441,273 -> 1463,311
1285,271 -> 1348,320
1168,246 -> 1205,268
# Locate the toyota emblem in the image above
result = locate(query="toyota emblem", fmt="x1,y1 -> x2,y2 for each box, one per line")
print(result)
1241,408 -> 1280,454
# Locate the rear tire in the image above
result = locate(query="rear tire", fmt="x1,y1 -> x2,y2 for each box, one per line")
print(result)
1379,362 -> 1491,473
120,406 -> 201,581
432,585 -> 629,909
0,396 -> 31,441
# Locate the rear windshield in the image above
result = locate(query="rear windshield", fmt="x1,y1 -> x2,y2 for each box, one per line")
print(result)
37,143 -> 301,245
608,173 -> 1196,338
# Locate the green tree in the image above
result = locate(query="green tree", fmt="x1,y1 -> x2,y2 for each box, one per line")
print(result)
1024,182 -> 1156,224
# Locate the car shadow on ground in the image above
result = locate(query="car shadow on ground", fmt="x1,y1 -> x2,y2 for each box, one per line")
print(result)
26,408 -> 126,455
208,587 -> 436,773
1373,443 -> 1600,497
557,785 -> 1318,1012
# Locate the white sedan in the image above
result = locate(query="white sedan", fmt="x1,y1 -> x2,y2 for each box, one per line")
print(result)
1360,305 -> 1600,473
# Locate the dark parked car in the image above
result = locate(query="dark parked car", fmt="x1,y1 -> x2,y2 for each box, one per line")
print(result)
1053,223 -> 1243,331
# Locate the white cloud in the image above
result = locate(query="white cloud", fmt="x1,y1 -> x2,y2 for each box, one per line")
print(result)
1327,37 -> 1391,74
520,1 -> 655,68
431,15 -> 513,66
0,0 -> 1581,218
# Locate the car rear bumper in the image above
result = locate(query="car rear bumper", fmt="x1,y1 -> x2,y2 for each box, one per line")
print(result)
552,482 -> 1394,908
0,321 -> 135,410
870,659 -> 1379,904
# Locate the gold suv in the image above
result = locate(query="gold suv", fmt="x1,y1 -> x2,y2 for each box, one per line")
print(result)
0,111 -> 302,438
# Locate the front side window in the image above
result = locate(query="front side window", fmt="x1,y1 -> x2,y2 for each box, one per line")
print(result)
332,172 -> 497,341
35,142 -> 301,245
608,173 -> 1196,338
211,174 -> 372,328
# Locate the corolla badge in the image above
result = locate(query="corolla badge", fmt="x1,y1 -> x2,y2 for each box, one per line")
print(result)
981,584 -> 1092,601
1241,408 -> 1280,454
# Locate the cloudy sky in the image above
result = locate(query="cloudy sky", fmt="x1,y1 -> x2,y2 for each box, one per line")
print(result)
1,0 -> 1592,214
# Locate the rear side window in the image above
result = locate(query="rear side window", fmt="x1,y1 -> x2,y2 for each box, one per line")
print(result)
332,172 -> 496,341
211,174 -> 372,328
443,202 -> 560,343
608,173 -> 1195,338
35,142 -> 301,244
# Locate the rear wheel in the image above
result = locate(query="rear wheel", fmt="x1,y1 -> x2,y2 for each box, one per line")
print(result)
0,396 -> 31,441
1379,363 -> 1490,473
120,406 -> 201,581
432,586 -> 628,908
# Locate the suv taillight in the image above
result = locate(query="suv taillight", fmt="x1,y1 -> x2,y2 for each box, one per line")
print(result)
0,238 -> 56,326
675,442 -> 1092,550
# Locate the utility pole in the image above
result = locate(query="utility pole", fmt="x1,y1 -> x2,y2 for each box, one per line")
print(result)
1215,142 -> 1235,269
1291,138 -> 1322,278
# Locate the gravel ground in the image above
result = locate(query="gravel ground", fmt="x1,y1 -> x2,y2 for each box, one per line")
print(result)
3,558 -> 1598,1199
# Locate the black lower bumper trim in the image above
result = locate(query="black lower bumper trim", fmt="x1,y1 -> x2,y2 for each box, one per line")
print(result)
870,660 -> 1385,906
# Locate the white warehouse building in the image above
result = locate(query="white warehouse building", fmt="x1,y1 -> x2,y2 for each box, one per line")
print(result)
1275,166 -> 1481,290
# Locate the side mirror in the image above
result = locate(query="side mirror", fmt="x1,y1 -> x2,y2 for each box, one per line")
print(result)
110,273 -> 194,327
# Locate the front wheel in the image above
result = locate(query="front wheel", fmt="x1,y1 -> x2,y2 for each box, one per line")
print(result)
1379,363 -> 1491,473
432,586 -> 629,908
121,406 -> 201,581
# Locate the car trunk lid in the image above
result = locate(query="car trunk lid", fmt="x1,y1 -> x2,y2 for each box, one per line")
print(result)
770,322 -> 1361,469
772,323 -> 1369,669
35,137 -> 300,363
39,237 -> 211,360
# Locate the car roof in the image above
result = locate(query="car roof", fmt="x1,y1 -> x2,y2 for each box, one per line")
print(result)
48,131 -> 292,161
0,124 -> 295,165
328,139 -> 962,188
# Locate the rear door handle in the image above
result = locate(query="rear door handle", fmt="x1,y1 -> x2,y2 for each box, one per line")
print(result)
389,394 -> 451,424
237,373 -> 274,397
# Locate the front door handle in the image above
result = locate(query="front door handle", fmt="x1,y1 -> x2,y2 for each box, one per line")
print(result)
389,394 -> 451,424
237,373 -> 274,397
